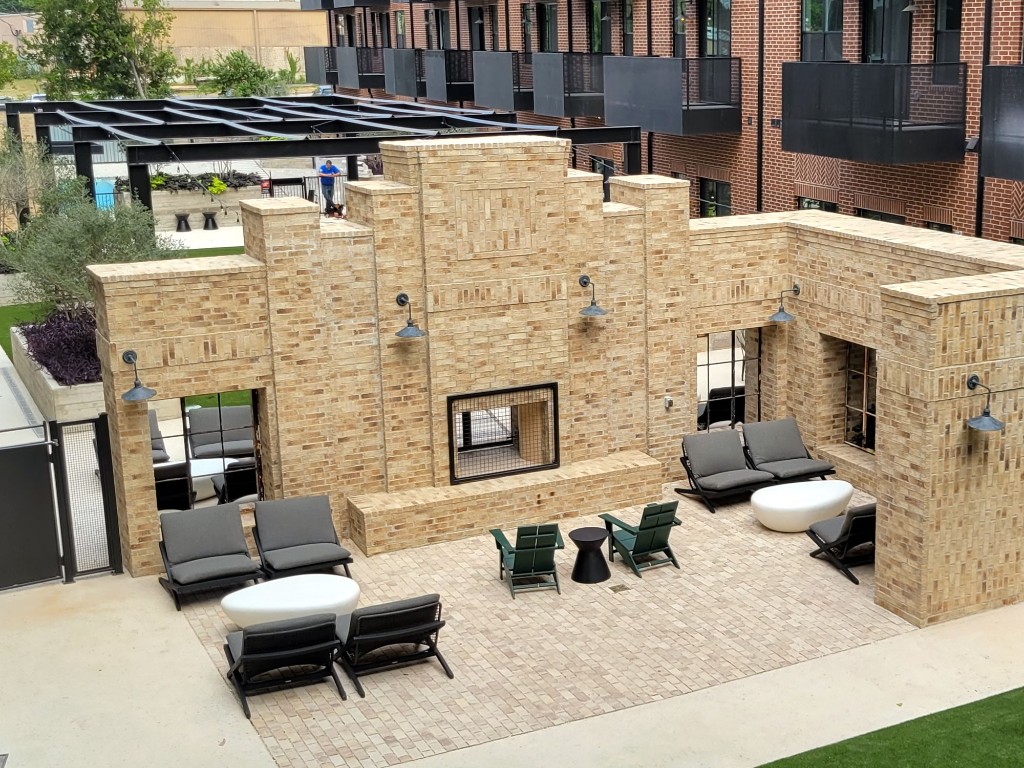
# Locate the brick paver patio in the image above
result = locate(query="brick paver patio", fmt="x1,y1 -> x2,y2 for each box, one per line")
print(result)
182,482 -> 912,768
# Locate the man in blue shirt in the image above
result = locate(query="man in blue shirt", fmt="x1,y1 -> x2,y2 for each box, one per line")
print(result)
319,159 -> 342,209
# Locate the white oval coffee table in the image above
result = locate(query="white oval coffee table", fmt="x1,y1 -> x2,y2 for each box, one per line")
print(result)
221,574 -> 360,635
751,480 -> 854,533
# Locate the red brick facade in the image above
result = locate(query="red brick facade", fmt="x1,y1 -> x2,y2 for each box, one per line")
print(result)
317,0 -> 1024,242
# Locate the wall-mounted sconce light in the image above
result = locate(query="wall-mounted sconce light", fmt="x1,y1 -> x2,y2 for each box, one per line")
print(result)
600,13 -> 611,21
121,350 -> 156,402
966,373 -> 1004,432
578,275 -> 607,317
473,17 -> 484,24
395,292 -> 427,338
901,0 -> 919,12
769,283 -> 801,323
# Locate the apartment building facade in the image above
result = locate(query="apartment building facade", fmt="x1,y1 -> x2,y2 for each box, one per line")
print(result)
301,0 -> 1024,243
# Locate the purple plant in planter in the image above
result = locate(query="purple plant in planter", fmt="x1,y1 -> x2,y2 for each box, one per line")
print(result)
20,311 -> 101,386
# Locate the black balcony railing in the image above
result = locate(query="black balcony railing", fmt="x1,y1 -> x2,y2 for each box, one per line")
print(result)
424,50 -> 475,102
384,48 -> 426,97
981,65 -> 1024,182
782,61 -> 966,165
473,51 -> 533,111
605,56 -> 742,135
300,0 -> 389,7
304,46 -> 339,86
335,46 -> 386,90
533,52 -> 605,119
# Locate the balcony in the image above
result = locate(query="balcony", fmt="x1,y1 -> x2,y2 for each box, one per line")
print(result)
336,47 -> 385,90
980,65 -> 1024,182
385,49 -> 426,98
604,57 -> 742,136
473,52 -> 533,112
532,53 -> 605,119
424,50 -> 475,103
304,46 -> 339,87
782,62 -> 966,165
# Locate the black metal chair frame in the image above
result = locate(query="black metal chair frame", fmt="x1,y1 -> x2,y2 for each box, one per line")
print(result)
337,601 -> 454,698
675,443 -> 777,514
252,526 -> 353,579
806,506 -> 876,585
157,540 -> 262,610
224,620 -> 345,718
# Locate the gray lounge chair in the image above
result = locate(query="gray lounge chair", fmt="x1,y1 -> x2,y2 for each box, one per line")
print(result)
490,524 -> 564,599
149,410 -> 170,463
224,613 -> 345,718
336,593 -> 454,698
676,430 -> 776,513
253,496 -> 353,578
154,461 -> 193,511
807,503 -> 876,584
187,405 -> 254,460
212,457 -> 259,504
742,417 -> 835,482
158,504 -> 262,610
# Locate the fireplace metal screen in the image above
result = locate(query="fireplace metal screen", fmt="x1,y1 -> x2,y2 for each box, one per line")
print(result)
447,383 -> 559,484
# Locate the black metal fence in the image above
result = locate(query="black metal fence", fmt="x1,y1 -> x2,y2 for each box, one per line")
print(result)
564,52 -> 605,97
781,62 -> 967,164
981,65 -> 1024,183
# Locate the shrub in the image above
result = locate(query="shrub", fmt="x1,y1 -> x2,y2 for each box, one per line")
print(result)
206,175 -> 228,195
20,310 -> 100,385
126,171 -> 263,194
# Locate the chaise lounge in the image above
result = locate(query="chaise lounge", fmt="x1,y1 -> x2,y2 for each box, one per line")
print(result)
742,417 -> 835,483
676,430 -> 776,513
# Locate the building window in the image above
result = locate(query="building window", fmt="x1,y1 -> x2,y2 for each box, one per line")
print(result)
673,0 -> 686,57
802,0 -> 842,61
589,0 -> 611,53
623,0 -> 634,55
857,208 -> 905,224
448,384 -> 559,483
934,0 -> 961,63
490,5 -> 500,50
699,179 -> 732,217
925,221 -> 953,232
396,11 -> 407,47
521,4 -> 533,51
699,0 -> 731,56
844,343 -> 876,452
25,19 -> 35,33
798,197 -> 838,212
537,2 -> 557,51
696,330 -> 761,430
470,7 -> 486,50
370,12 -> 391,47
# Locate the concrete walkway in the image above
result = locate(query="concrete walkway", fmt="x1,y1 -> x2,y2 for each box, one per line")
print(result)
2,572 -> 1023,767
0,343 -> 43,448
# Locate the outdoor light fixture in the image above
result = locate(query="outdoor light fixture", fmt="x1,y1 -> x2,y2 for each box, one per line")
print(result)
578,275 -> 607,317
121,350 -> 157,402
966,373 -> 1005,432
395,292 -> 427,338
769,283 -> 801,323
901,0 -> 918,11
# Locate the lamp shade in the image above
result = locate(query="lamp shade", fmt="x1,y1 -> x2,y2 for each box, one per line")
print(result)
967,411 -> 1005,432
396,321 -> 427,338
122,381 -> 157,402
769,305 -> 796,323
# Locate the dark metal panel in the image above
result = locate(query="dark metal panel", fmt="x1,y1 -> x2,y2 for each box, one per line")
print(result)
0,441 -> 61,590
473,51 -> 516,111
605,56 -> 682,135
981,65 -> 1024,182
299,0 -> 330,9
336,46 -> 361,90
385,48 -> 420,96
424,50 -> 449,103
532,52 -> 567,118
304,46 -> 329,85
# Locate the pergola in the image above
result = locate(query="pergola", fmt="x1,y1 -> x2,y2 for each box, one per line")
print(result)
4,94 -> 642,210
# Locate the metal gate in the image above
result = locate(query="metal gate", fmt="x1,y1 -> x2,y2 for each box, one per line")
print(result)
0,415 -> 121,591
266,177 -> 311,200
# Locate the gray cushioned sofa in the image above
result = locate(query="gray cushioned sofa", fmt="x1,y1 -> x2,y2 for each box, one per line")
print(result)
742,417 -> 835,482
187,406 -> 255,460
253,495 -> 353,578
676,430 -> 776,513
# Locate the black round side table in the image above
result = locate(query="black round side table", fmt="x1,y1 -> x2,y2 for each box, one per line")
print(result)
569,526 -> 611,584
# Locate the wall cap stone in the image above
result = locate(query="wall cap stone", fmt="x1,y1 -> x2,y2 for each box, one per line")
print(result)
87,254 -> 264,283
881,271 -> 1024,304
239,197 -> 319,215
611,175 -> 689,190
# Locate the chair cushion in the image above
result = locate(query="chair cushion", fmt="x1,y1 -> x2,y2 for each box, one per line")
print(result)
151,448 -> 170,463
193,440 -> 254,459
743,418 -> 809,466
263,542 -> 351,572
758,458 -> 835,479
226,629 -> 244,662
255,496 -> 337,551
169,553 -> 260,585
683,431 -> 748,478
345,594 -> 441,644
696,468 -> 775,492
808,514 -> 846,543
161,504 -> 250,564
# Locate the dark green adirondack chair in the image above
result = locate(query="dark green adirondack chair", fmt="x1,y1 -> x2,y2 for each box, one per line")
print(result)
599,501 -> 682,578
489,524 -> 565,599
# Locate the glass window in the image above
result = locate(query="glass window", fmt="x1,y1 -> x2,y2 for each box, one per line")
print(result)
521,4 -> 533,52
798,197 -> 838,212
537,2 -> 558,52
673,0 -> 686,57
590,0 -> 611,53
696,330 -> 761,430
802,0 -> 842,60
934,0 -> 961,64
857,208 -> 905,224
925,221 -> 953,232
396,11 -> 407,47
845,343 -> 876,452
470,8 -> 486,50
490,5 -> 500,50
623,0 -> 634,55
700,0 -> 731,56
699,179 -> 732,217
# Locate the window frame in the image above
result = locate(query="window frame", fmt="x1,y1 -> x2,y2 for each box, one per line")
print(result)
696,329 -> 762,431
844,343 -> 877,453
798,197 -> 839,212
699,178 -> 732,217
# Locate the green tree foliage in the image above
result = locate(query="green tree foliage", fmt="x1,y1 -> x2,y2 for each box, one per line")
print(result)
5,178 -> 181,316
0,135 -> 54,235
204,50 -> 285,97
0,42 -> 17,89
26,0 -> 178,98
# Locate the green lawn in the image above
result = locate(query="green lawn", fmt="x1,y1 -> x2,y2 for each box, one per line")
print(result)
0,302 -> 49,359
760,688 -> 1024,767
184,391 -> 252,408
180,246 -> 246,258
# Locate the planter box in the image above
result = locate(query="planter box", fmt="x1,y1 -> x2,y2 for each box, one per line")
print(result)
151,188 -> 265,232
10,328 -> 178,422
0,272 -> 24,307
